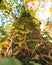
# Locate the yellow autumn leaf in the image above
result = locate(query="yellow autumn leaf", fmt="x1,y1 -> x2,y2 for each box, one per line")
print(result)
5,25 -> 14,30
2,41 -> 8,45
29,7 -> 36,17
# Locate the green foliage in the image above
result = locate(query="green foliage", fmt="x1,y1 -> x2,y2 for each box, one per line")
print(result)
19,28 -> 32,34
13,22 -> 24,29
21,9 -> 31,18
29,61 -> 41,65
0,1 -> 52,65
0,26 -> 7,42
0,57 -> 22,65
0,4 -> 6,10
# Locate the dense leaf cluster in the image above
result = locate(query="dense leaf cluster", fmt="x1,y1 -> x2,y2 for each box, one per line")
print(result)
0,0 -> 52,65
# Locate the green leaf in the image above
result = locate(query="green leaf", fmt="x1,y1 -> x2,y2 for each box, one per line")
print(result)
5,25 -> 14,31
29,61 -> 41,65
26,39 -> 40,43
0,57 -> 22,65
13,22 -> 24,29
19,28 -> 32,34
21,9 -> 31,18
0,4 -> 7,10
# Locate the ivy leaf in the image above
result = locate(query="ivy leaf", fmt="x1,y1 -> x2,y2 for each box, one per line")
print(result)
19,28 -> 32,34
13,22 -> 24,29
21,9 -> 31,18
